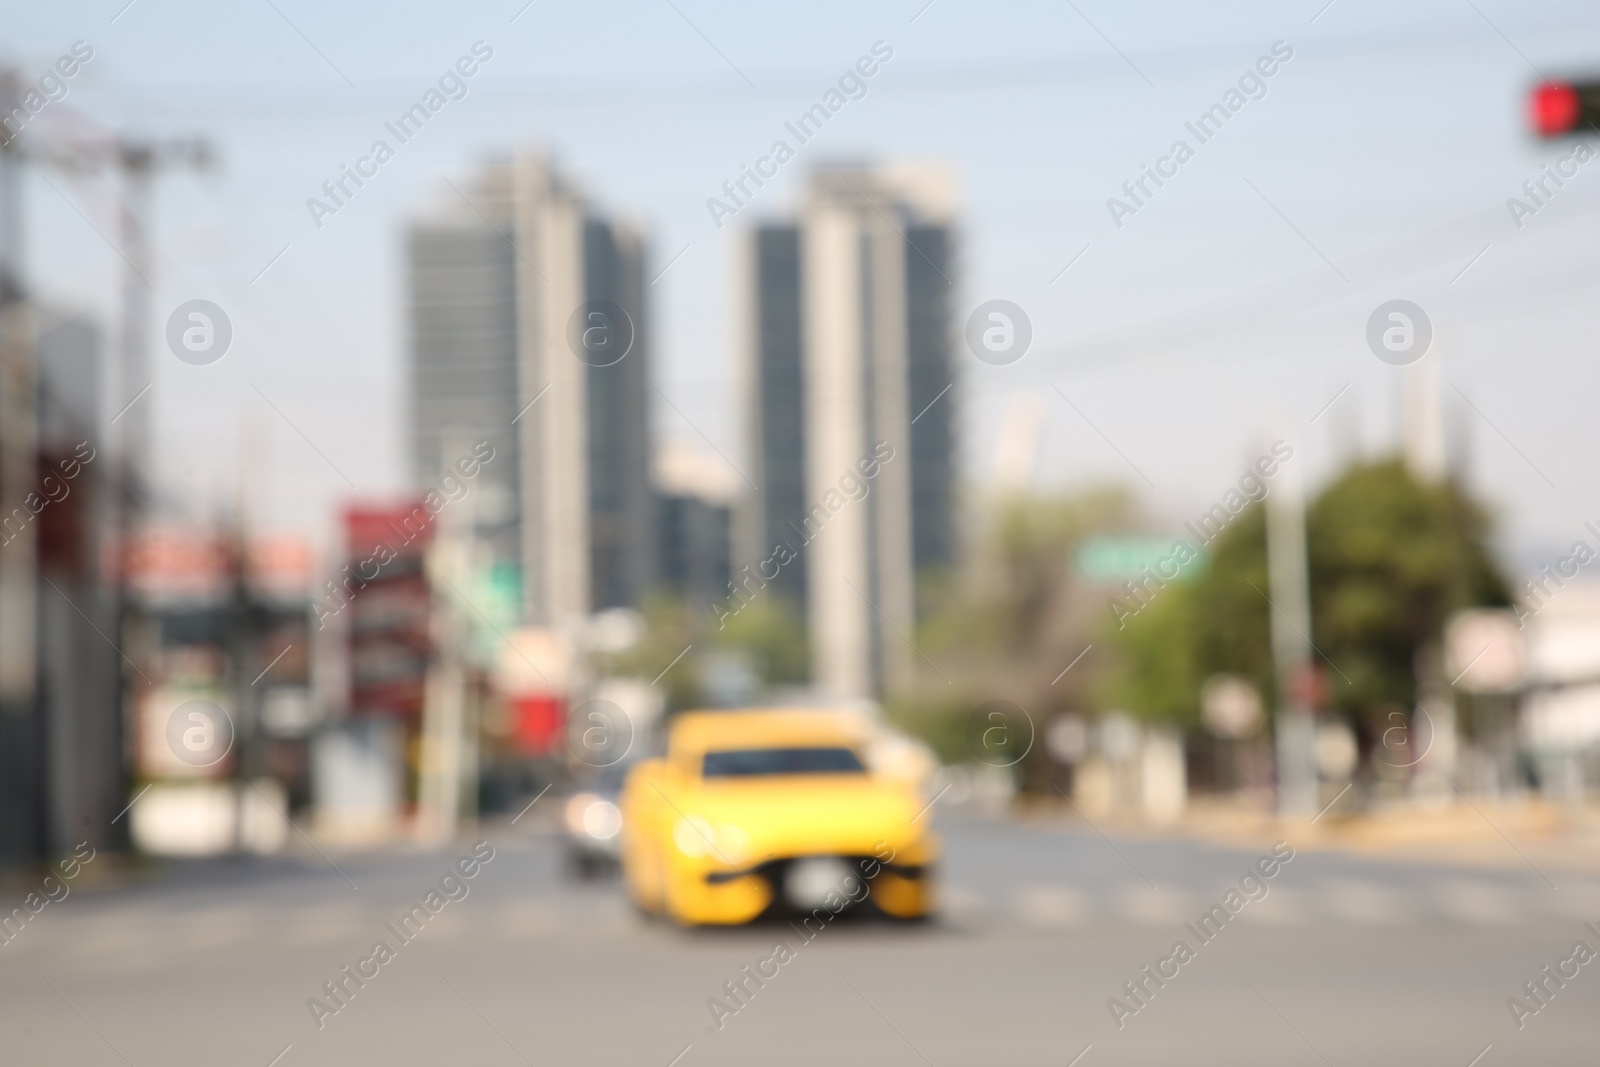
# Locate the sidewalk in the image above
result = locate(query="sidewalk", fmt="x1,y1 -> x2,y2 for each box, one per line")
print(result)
1018,791 -> 1600,879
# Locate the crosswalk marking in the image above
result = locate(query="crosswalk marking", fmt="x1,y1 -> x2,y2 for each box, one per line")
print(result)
985,878 -> 1596,930
18,874 -> 1600,962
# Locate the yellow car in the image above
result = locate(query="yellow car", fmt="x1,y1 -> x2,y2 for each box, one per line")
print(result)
619,708 -> 937,925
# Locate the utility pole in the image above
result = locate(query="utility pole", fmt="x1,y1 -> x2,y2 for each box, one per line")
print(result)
2,79 -> 213,849
19,123 -> 210,500
11,114 -> 211,563
0,71 -> 23,303
1266,446 -> 1318,817
419,453 -> 476,843
0,75 -> 34,697
115,147 -> 154,486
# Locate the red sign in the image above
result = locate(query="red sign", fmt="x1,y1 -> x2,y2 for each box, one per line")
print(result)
1286,663 -> 1327,710
342,502 -> 433,719
344,503 -> 434,561
512,694 -> 565,755
125,527 -> 232,604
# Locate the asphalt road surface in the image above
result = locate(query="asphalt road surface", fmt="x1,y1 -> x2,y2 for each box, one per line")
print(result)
3,808 -> 1597,1066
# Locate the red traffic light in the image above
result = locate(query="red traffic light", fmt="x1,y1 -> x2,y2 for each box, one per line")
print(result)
1531,82 -> 1582,137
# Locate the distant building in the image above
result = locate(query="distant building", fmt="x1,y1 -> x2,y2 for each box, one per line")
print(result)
0,304 -> 121,864
737,165 -> 957,698
655,438 -> 734,617
738,226 -> 809,615
407,153 -> 655,625
34,311 -> 121,855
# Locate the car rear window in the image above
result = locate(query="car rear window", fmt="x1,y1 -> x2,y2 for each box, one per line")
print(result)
701,746 -> 866,778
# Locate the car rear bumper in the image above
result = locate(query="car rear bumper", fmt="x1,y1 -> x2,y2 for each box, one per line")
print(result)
704,856 -> 927,884
677,853 -> 935,924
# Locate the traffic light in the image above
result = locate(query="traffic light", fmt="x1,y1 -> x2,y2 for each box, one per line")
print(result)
1528,80 -> 1600,137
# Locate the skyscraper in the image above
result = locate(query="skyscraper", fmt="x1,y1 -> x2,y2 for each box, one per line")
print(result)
655,438 -> 734,619
408,153 -> 654,626
737,164 -> 956,699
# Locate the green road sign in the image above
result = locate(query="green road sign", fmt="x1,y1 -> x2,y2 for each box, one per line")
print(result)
1074,534 -> 1207,584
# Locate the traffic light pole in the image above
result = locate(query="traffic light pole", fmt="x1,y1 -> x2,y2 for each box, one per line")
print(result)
1266,452 -> 1318,817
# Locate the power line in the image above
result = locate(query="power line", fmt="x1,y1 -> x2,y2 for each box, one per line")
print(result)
1033,188 -> 1600,383
56,17 -> 1600,122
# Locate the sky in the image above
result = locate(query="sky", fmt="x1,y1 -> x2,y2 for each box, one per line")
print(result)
5,0 -> 1600,574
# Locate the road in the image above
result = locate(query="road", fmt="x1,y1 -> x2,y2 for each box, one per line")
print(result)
2,807 -> 1596,1066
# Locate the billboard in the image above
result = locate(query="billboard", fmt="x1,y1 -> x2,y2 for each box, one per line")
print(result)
341,504 -> 434,720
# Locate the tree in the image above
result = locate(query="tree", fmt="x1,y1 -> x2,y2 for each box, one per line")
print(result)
598,593 -> 704,712
1105,459 -> 1509,728
1307,459 -> 1508,716
900,487 -> 1136,781
709,595 -> 809,688
597,591 -> 810,713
